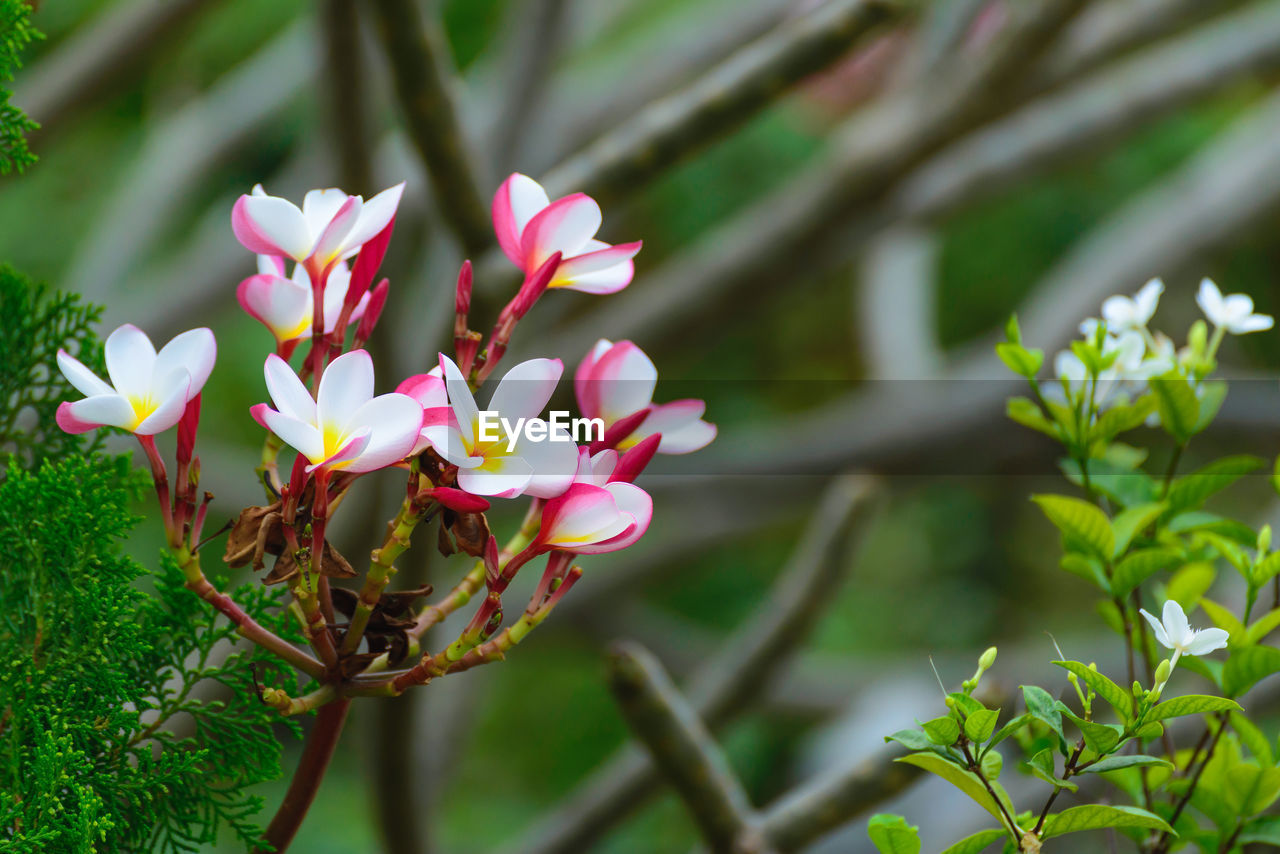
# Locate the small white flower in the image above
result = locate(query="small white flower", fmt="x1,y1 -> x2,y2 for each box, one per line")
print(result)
1197,278 -> 1273,335
1101,278 -> 1164,332
1141,600 -> 1229,668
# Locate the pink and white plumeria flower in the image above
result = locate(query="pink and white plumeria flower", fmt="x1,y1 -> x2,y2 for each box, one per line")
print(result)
575,339 -> 716,453
56,324 -> 215,435
396,366 -> 448,455
232,183 -> 405,274
238,257 -> 370,348
423,354 -> 579,499
532,481 -> 653,555
251,350 -> 422,474
492,173 -> 642,295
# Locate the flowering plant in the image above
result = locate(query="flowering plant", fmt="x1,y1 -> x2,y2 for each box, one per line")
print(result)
872,281 -> 1280,853
52,173 -> 713,850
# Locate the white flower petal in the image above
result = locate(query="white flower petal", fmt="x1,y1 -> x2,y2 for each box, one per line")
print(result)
261,408 -> 325,462
341,393 -> 423,473
1185,628 -> 1230,656
56,349 -> 114,397
1140,608 -> 1172,649
104,324 -> 157,402
488,358 -> 563,423
264,354 -> 316,423
317,350 -> 375,432
153,327 -> 216,399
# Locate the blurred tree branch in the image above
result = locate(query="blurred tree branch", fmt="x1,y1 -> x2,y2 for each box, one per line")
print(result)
323,0 -> 373,194
607,642 -> 772,854
703,82 -> 1280,478
489,0 -> 572,172
506,475 -> 878,854
540,0 -> 903,204
534,0 -> 1280,365
16,0 -> 225,140
370,0 -> 490,255
758,746 -> 924,852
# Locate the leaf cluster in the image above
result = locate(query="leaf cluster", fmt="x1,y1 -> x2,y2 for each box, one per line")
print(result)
0,0 -> 38,175
0,266 -> 106,474
0,454 -> 300,852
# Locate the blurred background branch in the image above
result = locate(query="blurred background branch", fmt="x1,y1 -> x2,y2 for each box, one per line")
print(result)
11,0 -> 1280,850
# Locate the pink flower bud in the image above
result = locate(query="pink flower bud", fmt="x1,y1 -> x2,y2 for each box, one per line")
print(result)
347,217 -> 396,310
177,393 -> 202,465
610,433 -> 660,484
430,486 -> 490,514
511,252 -> 561,320
354,279 -> 390,345
455,260 -> 473,316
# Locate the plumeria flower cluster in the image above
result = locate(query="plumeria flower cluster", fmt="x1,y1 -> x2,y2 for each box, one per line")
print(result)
54,172 -> 714,715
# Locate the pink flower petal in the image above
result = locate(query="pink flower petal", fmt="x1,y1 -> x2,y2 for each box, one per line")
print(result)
520,193 -> 601,269
233,194 -> 314,261
493,173 -> 550,267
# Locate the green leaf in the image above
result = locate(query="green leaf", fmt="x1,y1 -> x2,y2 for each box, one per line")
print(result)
1198,598 -> 1246,645
979,749 -> 1002,780
996,343 -> 1044,378
1223,646 -> 1280,697
1150,371 -> 1199,443
1245,607 -> 1280,646
964,709 -> 1000,743
1062,708 -> 1123,754
1165,562 -> 1216,610
1165,455 -> 1265,516
1241,815 -> 1280,844
1032,495 -> 1114,560
1145,695 -> 1241,723
922,716 -> 960,746
1022,685 -> 1067,750
895,753 -> 1015,827
1227,765 -> 1280,815
1229,711 -> 1273,766
1112,547 -> 1182,597
1024,747 -> 1077,791
1193,380 -> 1228,433
1041,804 -> 1172,838
1253,553 -> 1280,587
985,713 -> 1031,751
867,814 -> 921,854
1062,453 -> 1158,507
1054,661 -> 1132,721
1081,754 -> 1172,774
1007,397 -> 1058,439
1110,502 -> 1167,558
1005,314 -> 1022,344
1094,397 -> 1157,441
939,828 -> 1008,854
885,729 -> 935,751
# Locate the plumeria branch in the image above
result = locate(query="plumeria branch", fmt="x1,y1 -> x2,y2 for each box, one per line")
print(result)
507,474 -> 877,854
606,642 -> 768,854
369,0 -> 491,254
540,0 -> 903,205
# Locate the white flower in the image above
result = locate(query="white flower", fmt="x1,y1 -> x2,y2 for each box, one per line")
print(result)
56,324 -> 215,436
1196,278 -> 1273,335
1140,600 -> 1229,668
1052,330 -> 1146,409
250,350 -> 423,473
423,355 -> 580,499
1101,278 -> 1163,332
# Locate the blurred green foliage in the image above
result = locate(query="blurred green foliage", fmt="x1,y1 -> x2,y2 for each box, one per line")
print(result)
0,0 -> 37,174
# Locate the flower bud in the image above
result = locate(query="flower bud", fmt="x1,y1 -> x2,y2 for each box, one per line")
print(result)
354,279 -> 390,346
1189,319 -> 1208,355
1132,680 -> 1143,697
1154,658 -> 1171,687
610,434 -> 661,484
177,394 -> 202,465
1260,524 -> 1272,556
978,646 -> 997,671
430,486 -> 490,514
347,219 -> 395,309
511,252 -> 561,320
454,260 -> 473,316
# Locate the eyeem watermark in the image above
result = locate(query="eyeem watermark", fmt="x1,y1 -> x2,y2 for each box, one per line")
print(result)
477,411 -> 603,452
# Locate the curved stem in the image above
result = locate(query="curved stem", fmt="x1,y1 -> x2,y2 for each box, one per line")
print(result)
257,699 -> 351,853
